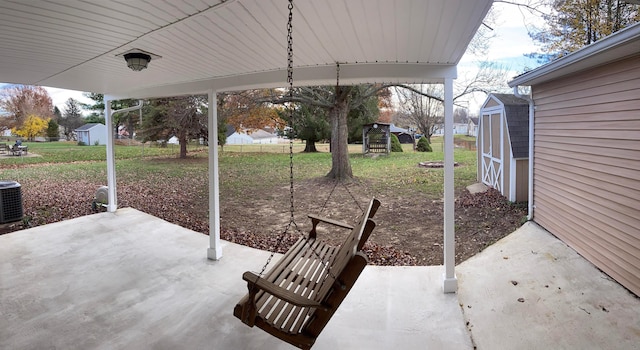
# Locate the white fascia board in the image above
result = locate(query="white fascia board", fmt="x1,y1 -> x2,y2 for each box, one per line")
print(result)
106,63 -> 457,100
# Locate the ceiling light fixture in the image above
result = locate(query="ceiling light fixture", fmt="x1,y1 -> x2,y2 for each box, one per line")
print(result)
116,49 -> 162,72
124,52 -> 151,71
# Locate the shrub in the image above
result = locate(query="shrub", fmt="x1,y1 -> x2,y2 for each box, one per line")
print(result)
416,136 -> 432,152
77,141 -> 86,146
390,133 -> 403,152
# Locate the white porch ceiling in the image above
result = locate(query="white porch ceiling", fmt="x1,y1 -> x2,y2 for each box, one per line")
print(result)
0,0 -> 493,99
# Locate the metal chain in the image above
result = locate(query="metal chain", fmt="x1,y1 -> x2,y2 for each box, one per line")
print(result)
287,0 -> 295,228
258,0 -> 296,277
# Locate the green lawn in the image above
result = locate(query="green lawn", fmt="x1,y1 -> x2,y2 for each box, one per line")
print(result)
0,136 -> 477,199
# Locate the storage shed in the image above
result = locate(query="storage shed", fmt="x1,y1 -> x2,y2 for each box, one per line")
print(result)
477,93 -> 529,202
75,123 -> 107,146
509,23 -> 640,296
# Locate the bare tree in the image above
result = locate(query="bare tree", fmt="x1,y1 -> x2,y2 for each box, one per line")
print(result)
394,85 -> 443,142
60,98 -> 84,140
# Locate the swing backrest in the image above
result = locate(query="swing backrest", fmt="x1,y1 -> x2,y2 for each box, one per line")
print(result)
313,198 -> 380,301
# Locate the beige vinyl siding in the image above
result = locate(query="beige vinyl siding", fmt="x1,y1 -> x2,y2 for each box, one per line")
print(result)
531,54 -> 640,296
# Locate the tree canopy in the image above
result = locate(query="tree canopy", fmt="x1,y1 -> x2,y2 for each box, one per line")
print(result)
59,98 -> 84,140
139,96 -> 208,158
527,0 -> 639,59
0,85 -> 53,132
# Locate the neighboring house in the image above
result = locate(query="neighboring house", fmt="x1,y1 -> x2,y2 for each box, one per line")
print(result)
389,123 -> 414,144
167,136 -> 179,144
508,23 -> 640,296
433,123 -> 469,135
467,117 -> 478,137
226,128 -> 280,145
477,93 -> 529,202
75,123 -> 107,145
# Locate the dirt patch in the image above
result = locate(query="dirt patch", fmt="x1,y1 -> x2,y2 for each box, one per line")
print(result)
2,164 -> 526,266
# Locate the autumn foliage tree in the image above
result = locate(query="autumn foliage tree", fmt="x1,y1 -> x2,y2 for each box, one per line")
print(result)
13,115 -> 49,141
220,89 -> 285,132
0,85 -> 53,132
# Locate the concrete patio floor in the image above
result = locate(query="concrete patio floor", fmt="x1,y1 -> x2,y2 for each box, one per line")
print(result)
1,208 -> 639,349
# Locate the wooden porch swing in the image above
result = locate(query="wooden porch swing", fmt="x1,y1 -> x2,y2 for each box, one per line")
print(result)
233,1 -> 379,349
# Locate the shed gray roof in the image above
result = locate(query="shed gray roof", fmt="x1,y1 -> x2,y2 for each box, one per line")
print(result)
491,94 -> 530,159
75,123 -> 104,131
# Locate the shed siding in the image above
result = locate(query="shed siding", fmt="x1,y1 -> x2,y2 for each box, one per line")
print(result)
515,159 -> 528,202
532,55 -> 640,296
502,117 -> 511,201
484,98 -> 500,108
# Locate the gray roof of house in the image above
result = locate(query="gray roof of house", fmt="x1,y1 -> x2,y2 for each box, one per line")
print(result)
225,125 -> 236,137
492,93 -> 530,159
389,124 -> 409,133
75,123 -> 103,131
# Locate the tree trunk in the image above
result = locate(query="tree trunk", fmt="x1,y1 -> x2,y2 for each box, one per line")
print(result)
178,132 -> 188,159
304,140 -> 318,152
326,92 -> 353,180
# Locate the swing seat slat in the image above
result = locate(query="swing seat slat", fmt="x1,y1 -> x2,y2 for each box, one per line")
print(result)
234,198 -> 380,350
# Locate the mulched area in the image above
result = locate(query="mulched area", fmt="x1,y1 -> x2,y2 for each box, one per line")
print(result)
1,167 -> 526,266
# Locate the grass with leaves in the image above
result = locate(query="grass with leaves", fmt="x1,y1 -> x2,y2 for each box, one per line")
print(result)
1,137 -> 477,198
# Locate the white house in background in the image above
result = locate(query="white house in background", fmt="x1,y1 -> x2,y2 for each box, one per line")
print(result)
468,117 -> 479,137
75,123 -> 107,145
226,128 -> 280,145
433,123 -> 469,135
167,136 -> 179,144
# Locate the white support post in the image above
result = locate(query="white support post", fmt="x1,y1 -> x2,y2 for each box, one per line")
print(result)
104,98 -> 118,213
207,89 -> 223,260
443,77 -> 457,293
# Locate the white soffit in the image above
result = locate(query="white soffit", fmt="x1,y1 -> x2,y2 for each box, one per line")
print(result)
0,0 -> 493,99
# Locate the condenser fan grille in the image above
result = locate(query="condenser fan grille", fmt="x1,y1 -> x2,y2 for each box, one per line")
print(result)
0,181 -> 23,224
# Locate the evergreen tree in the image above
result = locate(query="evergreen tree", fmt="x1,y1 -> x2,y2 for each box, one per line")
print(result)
416,136 -> 432,152
46,119 -> 60,141
390,133 -> 403,152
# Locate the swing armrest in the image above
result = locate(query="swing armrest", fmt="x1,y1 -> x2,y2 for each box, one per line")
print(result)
308,214 -> 353,239
243,272 -> 325,309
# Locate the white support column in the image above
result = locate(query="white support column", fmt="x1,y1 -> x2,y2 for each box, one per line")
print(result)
104,98 -> 118,213
207,89 -> 223,260
443,77 -> 457,293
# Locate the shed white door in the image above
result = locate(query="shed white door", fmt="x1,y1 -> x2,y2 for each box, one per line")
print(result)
481,112 -> 503,191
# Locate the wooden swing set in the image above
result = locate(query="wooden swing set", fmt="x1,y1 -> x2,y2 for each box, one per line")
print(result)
233,1 -> 379,348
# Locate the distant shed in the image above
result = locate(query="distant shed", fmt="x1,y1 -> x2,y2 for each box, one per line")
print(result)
478,93 -> 529,202
75,123 -> 107,146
